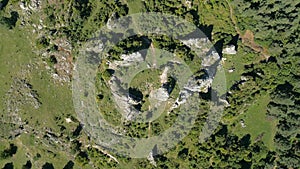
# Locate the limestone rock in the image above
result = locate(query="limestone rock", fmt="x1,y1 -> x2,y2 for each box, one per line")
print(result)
222,45 -> 237,55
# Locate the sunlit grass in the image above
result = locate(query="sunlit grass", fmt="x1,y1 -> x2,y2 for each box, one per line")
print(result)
232,93 -> 277,150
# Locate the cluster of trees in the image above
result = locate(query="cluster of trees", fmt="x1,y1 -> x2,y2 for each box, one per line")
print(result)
233,0 -> 299,57
108,34 -> 202,73
75,124 -> 276,168
0,0 -> 19,29
143,0 -> 199,25
267,82 -> 300,168
1,0 -> 299,168
0,11 -> 19,29
190,130 -> 274,168
91,1 -> 295,167
223,0 -> 299,118
107,35 -> 151,60
43,0 -> 128,45
231,0 -> 300,168
222,53 -> 299,168
143,0 -> 238,47
0,144 -> 17,159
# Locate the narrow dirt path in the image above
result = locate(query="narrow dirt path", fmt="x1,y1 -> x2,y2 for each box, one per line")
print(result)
150,43 -> 157,68
226,0 -> 270,60
86,145 -> 120,163
148,121 -> 152,137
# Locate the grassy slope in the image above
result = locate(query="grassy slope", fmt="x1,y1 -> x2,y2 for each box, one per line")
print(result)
0,23 -> 82,169
231,93 -> 277,150
126,0 -> 145,14
222,43 -> 263,90
0,26 -> 32,99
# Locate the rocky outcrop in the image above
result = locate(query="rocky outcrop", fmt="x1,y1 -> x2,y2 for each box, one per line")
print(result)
222,45 -> 237,55
2,78 -> 41,138
113,52 -> 144,67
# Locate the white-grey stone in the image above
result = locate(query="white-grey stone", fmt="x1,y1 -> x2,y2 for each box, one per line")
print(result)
147,151 -> 157,167
149,88 -> 169,102
202,51 -> 220,67
228,68 -> 235,73
114,52 -> 144,67
240,120 -> 246,128
181,38 -> 209,49
222,45 -> 237,55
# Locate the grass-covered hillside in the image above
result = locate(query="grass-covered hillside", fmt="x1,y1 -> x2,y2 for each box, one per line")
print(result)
0,0 -> 299,168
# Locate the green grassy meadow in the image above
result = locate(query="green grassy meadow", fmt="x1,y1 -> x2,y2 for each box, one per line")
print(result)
231,93 -> 277,150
